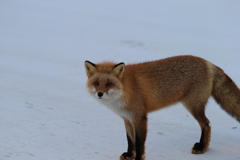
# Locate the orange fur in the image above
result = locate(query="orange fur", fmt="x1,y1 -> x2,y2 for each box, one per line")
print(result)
85,55 -> 240,160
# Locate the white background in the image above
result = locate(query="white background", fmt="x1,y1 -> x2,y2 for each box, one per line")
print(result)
0,0 -> 239,159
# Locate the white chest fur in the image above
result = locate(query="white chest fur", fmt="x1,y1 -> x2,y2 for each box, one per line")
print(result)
89,87 -> 131,120
100,97 -> 131,120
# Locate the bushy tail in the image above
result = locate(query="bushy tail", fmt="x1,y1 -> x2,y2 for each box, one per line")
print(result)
211,65 -> 240,122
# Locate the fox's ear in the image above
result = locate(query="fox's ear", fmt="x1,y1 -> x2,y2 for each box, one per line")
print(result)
112,62 -> 125,78
85,61 -> 97,77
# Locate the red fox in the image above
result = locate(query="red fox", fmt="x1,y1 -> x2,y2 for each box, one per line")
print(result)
85,55 -> 240,160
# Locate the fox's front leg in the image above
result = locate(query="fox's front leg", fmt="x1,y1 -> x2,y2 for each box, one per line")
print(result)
134,115 -> 147,160
120,115 -> 148,160
120,119 -> 136,160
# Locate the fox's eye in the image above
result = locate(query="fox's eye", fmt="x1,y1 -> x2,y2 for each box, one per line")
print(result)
94,81 -> 99,85
106,82 -> 112,86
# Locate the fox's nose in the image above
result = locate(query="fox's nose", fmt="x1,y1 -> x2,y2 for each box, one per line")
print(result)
98,92 -> 103,98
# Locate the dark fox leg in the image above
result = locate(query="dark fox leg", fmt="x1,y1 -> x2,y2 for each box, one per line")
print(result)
181,77 -> 213,154
120,120 -> 135,160
134,115 -> 148,160
186,104 -> 211,154
182,97 -> 211,154
120,134 -> 135,160
192,124 -> 211,154
120,115 -> 147,160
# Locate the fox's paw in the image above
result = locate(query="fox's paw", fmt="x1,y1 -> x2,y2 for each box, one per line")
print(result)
119,152 -> 135,160
191,142 -> 206,154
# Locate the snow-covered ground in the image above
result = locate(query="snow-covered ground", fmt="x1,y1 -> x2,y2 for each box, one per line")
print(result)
0,0 -> 240,159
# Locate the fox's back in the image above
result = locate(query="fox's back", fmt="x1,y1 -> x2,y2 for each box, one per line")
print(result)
123,55 -> 213,111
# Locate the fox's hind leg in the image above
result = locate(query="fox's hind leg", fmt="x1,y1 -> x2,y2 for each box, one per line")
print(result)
190,109 -> 211,154
182,97 -> 211,154
181,75 -> 213,154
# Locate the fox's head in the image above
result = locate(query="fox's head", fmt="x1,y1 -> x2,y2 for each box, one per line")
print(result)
85,60 -> 125,104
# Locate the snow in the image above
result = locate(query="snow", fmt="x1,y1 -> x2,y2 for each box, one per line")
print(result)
0,0 -> 240,159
